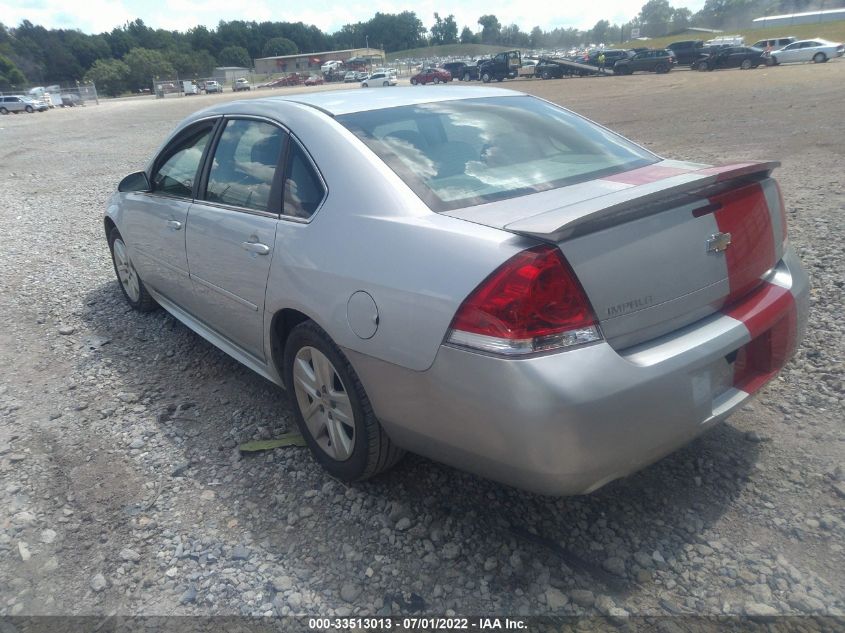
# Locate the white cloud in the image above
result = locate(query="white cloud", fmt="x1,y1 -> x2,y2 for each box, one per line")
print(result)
1,0 -> 707,35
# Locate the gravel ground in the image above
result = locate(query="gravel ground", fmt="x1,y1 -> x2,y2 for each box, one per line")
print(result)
0,65 -> 842,620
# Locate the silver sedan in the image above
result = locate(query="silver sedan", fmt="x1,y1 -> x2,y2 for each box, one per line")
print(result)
104,87 -> 808,495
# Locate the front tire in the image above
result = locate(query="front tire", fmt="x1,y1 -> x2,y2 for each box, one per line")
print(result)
0,107 -> 8,115
410,78 -> 417,85
284,321 -> 404,482
25,105 -> 34,113
655,63 -> 669,74
108,228 -> 157,312
383,81 -> 389,86
481,72 -> 491,83
462,72 -> 471,81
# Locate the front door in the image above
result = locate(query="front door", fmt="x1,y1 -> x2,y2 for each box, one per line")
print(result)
186,117 -> 288,359
121,120 -> 217,305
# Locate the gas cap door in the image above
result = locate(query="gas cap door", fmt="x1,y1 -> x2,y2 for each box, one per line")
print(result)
347,291 -> 379,339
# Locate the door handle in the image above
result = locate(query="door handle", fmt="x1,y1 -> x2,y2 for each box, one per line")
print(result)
241,241 -> 270,255
167,220 -> 183,230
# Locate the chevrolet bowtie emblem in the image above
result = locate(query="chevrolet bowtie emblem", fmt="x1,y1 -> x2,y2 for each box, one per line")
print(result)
707,232 -> 732,254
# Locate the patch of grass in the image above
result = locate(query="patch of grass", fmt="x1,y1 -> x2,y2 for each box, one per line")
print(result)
619,20 -> 845,49
388,43 -> 514,61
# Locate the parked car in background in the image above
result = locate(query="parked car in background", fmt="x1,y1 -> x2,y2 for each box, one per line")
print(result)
410,68 -> 452,84
204,80 -> 221,93
60,93 -> 82,107
455,62 -> 480,81
613,49 -> 676,74
0,95 -> 48,114
695,46 -> 766,71
344,71 -> 358,83
751,36 -> 797,51
355,71 -> 369,81
304,76 -> 325,86
361,72 -> 397,87
441,61 -> 478,80
769,39 -> 844,64
105,86 -> 808,495
233,78 -> 251,92
667,40 -> 705,65
583,49 -> 634,68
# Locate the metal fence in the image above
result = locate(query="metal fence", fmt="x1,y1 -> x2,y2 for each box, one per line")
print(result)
151,72 -> 261,98
0,81 -> 98,107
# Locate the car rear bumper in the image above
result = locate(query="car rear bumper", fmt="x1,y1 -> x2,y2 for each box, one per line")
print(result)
348,246 -> 809,496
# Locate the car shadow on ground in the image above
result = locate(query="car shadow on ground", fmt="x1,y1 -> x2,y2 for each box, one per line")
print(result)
80,280 -> 762,611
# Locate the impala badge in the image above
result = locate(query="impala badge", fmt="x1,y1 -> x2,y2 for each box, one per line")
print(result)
707,232 -> 732,254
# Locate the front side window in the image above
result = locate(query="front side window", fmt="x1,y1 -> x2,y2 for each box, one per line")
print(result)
339,96 -> 656,212
152,123 -> 214,198
205,119 -> 286,212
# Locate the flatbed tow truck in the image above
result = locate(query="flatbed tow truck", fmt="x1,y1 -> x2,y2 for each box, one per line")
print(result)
534,56 -> 610,78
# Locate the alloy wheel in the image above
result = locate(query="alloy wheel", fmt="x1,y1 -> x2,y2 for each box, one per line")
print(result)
112,238 -> 141,302
292,346 -> 355,461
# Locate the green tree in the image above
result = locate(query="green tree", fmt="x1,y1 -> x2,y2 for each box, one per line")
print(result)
529,26 -> 544,49
262,37 -> 298,57
671,7 -> 692,32
0,53 -> 26,89
217,45 -> 251,67
431,14 -> 458,46
590,20 -> 611,45
478,15 -> 501,45
459,26 -> 477,44
638,0 -> 674,36
171,49 -> 216,77
84,58 -> 129,96
123,47 -> 175,90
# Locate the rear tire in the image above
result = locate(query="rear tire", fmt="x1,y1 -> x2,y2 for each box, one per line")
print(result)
462,72 -> 471,81
0,107 -> 8,115
698,61 -> 710,71
813,52 -> 827,63
410,78 -> 417,85
284,321 -> 404,482
541,69 -> 551,80
108,228 -> 157,312
481,72 -> 491,83
740,59 -> 752,70
383,81 -> 389,86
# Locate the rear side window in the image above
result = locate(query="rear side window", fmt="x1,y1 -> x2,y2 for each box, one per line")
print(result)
338,95 -> 656,212
205,119 -> 286,212
282,141 -> 326,219
152,123 -> 214,199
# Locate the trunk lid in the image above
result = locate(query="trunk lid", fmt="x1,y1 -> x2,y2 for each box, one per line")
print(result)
445,160 -> 786,349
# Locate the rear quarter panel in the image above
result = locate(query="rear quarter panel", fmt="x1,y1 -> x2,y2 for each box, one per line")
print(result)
262,103 -> 532,371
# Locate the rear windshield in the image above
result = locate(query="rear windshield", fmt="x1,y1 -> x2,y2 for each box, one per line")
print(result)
338,96 -> 656,212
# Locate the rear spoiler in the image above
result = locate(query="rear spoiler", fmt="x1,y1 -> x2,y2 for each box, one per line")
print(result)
504,161 -> 780,242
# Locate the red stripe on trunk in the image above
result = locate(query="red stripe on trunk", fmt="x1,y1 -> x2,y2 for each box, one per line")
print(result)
711,182 -> 776,304
602,164 -> 692,185
725,281 -> 797,394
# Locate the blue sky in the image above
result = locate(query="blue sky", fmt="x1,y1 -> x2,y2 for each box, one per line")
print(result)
2,0 -> 707,35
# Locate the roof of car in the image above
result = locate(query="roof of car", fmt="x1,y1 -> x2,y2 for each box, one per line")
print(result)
210,86 -> 521,117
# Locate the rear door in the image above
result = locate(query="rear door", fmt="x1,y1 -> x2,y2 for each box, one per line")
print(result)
185,117 -> 287,359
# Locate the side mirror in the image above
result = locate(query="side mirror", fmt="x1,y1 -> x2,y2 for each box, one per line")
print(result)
118,171 -> 151,193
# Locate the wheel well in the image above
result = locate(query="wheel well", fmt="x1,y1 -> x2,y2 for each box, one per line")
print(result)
270,308 -> 311,387
104,216 -> 117,241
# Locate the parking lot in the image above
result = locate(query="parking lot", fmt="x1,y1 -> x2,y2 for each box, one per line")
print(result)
1,61 -> 843,620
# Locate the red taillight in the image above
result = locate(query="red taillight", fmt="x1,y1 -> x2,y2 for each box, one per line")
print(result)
447,245 -> 601,355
